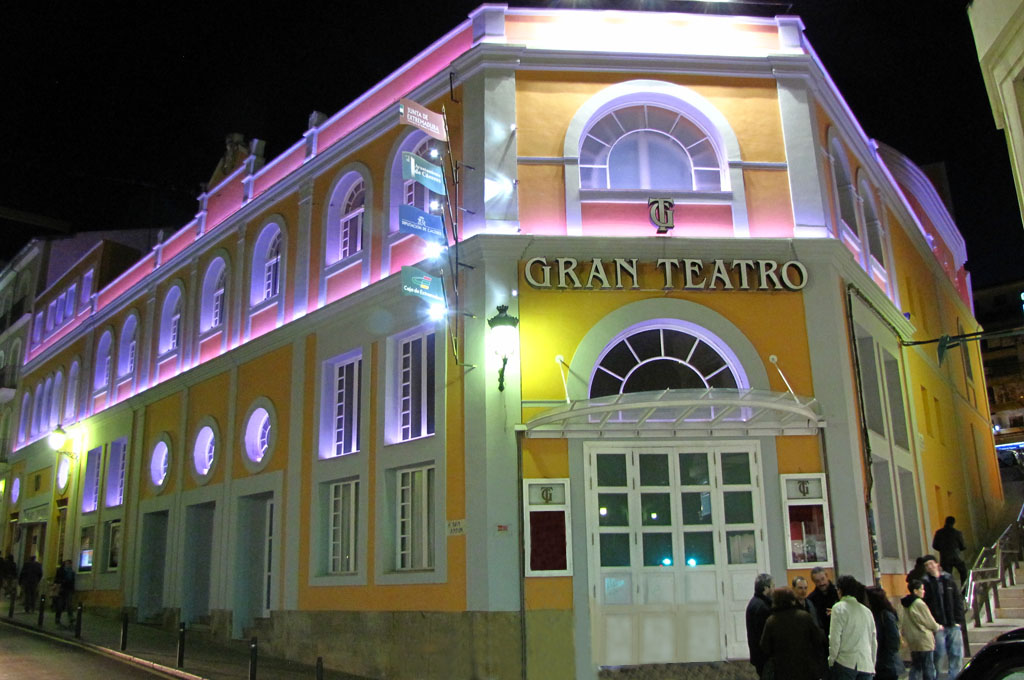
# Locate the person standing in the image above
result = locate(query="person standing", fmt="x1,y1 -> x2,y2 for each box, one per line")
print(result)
0,553 -> 16,601
18,554 -> 42,613
827,575 -> 877,680
793,575 -> 821,627
866,586 -> 901,680
745,573 -> 774,679
53,559 -> 75,627
900,579 -> 941,680
809,566 -> 840,634
932,517 -> 968,585
761,586 -> 827,680
921,555 -> 964,679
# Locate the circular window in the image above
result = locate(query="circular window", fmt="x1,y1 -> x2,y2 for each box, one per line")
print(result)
241,400 -> 276,473
193,426 -> 216,479
56,457 -> 71,493
11,477 -> 20,505
150,440 -> 170,489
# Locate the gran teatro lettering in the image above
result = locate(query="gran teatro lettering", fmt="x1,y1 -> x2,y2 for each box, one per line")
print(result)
524,256 -> 808,291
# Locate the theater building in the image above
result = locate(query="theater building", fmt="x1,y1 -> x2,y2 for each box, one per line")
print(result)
0,6 -> 1002,679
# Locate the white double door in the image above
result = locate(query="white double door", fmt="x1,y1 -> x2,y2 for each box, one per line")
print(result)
586,441 -> 767,667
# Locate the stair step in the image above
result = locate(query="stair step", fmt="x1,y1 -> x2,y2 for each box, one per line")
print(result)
996,607 -> 1024,617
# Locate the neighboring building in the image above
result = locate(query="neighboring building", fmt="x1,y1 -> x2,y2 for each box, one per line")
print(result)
969,0 -> 1024,225
974,281 -> 1024,453
0,6 -> 1002,680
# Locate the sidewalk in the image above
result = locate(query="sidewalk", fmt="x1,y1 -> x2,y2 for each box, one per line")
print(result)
0,597 -> 374,680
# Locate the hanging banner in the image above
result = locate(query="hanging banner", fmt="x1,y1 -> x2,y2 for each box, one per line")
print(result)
402,152 -> 447,196
398,98 -> 447,142
401,266 -> 445,304
399,204 -> 446,244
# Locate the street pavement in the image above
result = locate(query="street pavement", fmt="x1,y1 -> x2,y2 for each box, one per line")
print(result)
0,597 -> 373,680
0,623 -> 164,679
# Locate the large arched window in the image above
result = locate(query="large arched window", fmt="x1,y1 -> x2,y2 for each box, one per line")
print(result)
859,178 -> 885,266
118,314 -> 139,378
18,391 -> 30,442
32,383 -> 44,435
200,258 -> 228,333
589,321 -> 747,399
580,104 -> 722,192
159,287 -> 183,355
326,175 -> 365,265
829,136 -> 859,240
94,331 -> 113,390
50,370 -> 63,428
250,224 -> 284,305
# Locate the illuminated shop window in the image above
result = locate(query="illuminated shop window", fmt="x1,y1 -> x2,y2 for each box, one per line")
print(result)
328,479 -> 358,574
590,321 -> 745,398
580,104 -> 722,192
320,352 -> 361,458
327,176 -> 365,265
396,465 -> 434,571
395,329 -> 435,442
200,258 -> 228,332
82,446 -> 102,513
79,525 -> 95,572
781,473 -> 833,569
523,479 -> 572,576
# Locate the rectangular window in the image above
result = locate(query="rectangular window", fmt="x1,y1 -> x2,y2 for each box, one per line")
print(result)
872,459 -> 901,559
47,300 -> 57,331
79,526 -> 95,572
55,293 -> 65,326
781,474 -> 833,568
856,334 -> 885,435
81,270 -> 93,307
898,467 -> 923,557
127,340 -> 137,375
65,284 -> 77,318
103,520 -> 122,572
264,258 -> 280,299
882,355 -> 910,450
211,288 -> 224,327
332,357 -> 361,456
82,446 -> 102,513
170,313 -> 180,350
524,479 -> 572,576
398,331 -> 435,441
33,312 -> 43,343
328,480 -> 358,574
105,439 -> 127,507
397,466 -> 434,571
933,397 -> 944,444
920,385 -> 933,437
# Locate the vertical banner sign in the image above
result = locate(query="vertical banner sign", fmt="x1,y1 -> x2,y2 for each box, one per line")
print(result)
399,204 -> 446,244
402,152 -> 447,195
401,266 -> 445,305
398,98 -> 448,142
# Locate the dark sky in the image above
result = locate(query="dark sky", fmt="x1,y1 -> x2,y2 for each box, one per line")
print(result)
1,0 -> 1020,287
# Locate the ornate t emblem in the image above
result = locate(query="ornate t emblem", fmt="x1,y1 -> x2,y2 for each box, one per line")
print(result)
648,198 -> 675,234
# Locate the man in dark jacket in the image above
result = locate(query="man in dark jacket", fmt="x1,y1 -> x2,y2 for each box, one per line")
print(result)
745,573 -> 774,678
922,555 -> 964,679
18,554 -> 42,613
792,576 -> 820,627
932,516 -> 968,584
54,559 -> 75,627
807,566 -> 840,634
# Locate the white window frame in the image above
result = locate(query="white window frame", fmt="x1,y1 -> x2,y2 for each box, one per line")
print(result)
328,479 -> 359,575
523,478 -> 573,577
779,473 -> 834,570
396,465 -> 435,571
321,352 -> 362,458
264,234 -> 281,300
105,439 -> 128,508
394,329 -> 435,443
82,446 -> 102,513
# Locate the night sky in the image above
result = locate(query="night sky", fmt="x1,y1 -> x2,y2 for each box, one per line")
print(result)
1,0 -> 1020,287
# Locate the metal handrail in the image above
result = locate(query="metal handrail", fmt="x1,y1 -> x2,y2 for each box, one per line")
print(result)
965,503 -> 1024,627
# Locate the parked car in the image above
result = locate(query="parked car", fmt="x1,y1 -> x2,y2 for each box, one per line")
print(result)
956,628 -> 1024,679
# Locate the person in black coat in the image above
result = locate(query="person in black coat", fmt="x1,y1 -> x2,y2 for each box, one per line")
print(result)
761,586 -> 827,680
932,516 -> 968,584
808,567 -> 839,633
867,586 -> 902,680
745,573 -> 774,678
18,554 -> 42,613
53,559 -> 75,627
922,555 -> 965,677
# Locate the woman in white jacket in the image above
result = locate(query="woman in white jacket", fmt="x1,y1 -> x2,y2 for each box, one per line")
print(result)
899,579 -> 942,680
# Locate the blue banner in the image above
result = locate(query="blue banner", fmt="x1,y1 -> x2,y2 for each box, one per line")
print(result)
399,204 -> 446,244
402,152 -> 447,196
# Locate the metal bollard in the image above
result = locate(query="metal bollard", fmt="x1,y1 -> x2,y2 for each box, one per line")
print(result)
74,603 -> 83,639
176,622 -> 185,668
248,636 -> 257,679
120,612 -> 128,651
37,595 -> 45,627
316,656 -> 323,680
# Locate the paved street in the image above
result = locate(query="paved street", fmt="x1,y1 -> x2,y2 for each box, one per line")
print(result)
0,622 -> 171,679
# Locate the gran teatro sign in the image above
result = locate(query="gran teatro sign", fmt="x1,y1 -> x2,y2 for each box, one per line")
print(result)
524,256 -> 808,291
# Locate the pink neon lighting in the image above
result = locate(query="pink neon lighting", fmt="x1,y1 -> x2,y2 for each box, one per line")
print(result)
252,143 -> 305,199
580,203 -> 734,238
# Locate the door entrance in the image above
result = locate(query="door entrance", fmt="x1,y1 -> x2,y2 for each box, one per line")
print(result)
586,441 -> 766,667
138,511 -> 169,622
183,502 -> 215,624
232,493 -> 273,638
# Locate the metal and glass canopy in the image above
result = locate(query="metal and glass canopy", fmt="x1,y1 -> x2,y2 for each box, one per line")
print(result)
521,388 -> 825,438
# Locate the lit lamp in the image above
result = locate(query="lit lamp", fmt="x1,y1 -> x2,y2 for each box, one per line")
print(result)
48,425 -> 68,452
487,304 -> 519,392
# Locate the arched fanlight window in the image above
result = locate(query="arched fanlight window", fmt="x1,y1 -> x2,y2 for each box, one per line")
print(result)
589,322 -> 746,399
327,177 -> 365,265
264,233 -> 281,299
159,288 -> 183,355
200,258 -> 228,332
579,104 -> 722,192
